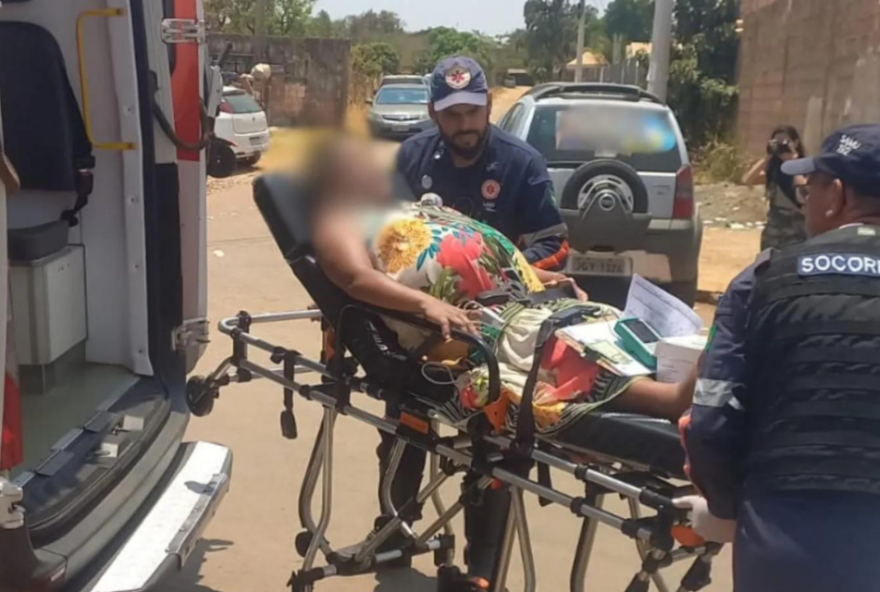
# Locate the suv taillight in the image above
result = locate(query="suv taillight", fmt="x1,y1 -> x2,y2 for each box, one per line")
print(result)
219,101 -> 232,114
673,165 -> 695,219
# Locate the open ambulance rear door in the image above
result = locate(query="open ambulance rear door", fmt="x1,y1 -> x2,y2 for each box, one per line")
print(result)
0,1 -> 229,591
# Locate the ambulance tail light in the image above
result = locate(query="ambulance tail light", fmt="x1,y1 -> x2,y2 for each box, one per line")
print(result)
673,164 -> 695,220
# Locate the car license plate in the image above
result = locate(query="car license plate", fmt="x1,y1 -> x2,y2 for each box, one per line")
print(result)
250,136 -> 264,146
392,124 -> 409,133
567,254 -> 633,277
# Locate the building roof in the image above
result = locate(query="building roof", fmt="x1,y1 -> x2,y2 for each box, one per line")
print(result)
566,50 -> 607,69
626,42 -> 652,58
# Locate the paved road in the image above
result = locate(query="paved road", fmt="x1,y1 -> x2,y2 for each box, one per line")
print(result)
170,180 -> 734,592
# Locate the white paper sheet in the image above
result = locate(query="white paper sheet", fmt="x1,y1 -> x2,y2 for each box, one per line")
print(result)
655,335 -> 707,383
623,275 -> 704,338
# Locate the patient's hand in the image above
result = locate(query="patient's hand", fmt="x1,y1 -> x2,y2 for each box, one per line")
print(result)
545,276 -> 589,302
418,297 -> 479,340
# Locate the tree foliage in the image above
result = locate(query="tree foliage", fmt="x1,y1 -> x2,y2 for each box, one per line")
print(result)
413,28 -> 497,76
604,0 -> 654,43
352,42 -> 401,78
350,42 -> 402,103
667,0 -> 740,147
205,0 -> 315,36
343,10 -> 405,42
522,0 -> 606,81
523,0 -> 579,81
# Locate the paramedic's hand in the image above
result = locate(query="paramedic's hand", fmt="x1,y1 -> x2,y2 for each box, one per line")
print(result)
673,496 -> 737,543
419,297 -> 479,341
545,276 -> 589,302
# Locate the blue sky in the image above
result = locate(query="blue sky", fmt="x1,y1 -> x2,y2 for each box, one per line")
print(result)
314,0 -> 607,36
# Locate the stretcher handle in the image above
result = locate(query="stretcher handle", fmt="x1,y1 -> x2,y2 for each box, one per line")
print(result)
340,303 -> 502,405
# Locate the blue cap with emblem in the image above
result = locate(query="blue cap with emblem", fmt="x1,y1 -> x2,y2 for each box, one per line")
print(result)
429,56 -> 489,112
782,124 -> 880,194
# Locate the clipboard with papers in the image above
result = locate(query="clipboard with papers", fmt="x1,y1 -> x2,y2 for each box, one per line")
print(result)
557,275 -> 706,379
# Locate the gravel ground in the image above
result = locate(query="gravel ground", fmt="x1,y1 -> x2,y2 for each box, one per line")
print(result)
697,182 -> 768,229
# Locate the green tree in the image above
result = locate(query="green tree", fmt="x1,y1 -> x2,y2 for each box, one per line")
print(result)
603,0 -> 654,43
413,27 -> 496,74
667,0 -> 740,147
344,10 -> 405,42
271,0 -> 314,36
204,0 -> 314,36
522,0 -> 591,81
350,42 -> 402,102
308,10 -> 339,37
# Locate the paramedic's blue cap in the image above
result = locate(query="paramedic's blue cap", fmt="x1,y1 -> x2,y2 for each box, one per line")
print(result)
782,124 -> 880,193
430,56 -> 489,112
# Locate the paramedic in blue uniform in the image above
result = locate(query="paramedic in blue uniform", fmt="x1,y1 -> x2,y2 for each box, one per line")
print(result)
678,123 -> 880,592
396,56 -> 570,271
378,57 -> 569,592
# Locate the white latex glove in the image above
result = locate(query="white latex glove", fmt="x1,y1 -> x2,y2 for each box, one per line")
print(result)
673,495 -> 737,543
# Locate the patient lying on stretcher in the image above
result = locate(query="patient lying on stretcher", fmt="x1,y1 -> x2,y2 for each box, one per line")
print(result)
306,136 -> 694,428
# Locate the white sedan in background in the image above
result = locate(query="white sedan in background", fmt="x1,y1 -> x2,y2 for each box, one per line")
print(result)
210,87 -> 270,177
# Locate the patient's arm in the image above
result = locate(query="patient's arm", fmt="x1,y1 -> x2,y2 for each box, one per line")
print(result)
531,267 -> 588,301
610,364 -> 698,421
312,213 -> 478,339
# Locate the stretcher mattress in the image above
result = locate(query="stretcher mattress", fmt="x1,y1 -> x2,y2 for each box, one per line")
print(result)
541,412 -> 686,479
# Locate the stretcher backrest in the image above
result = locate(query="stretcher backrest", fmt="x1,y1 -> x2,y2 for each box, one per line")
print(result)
253,174 -> 450,402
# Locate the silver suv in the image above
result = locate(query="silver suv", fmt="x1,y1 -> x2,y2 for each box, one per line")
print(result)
497,83 -> 702,305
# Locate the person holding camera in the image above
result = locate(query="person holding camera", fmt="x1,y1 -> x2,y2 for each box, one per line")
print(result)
743,125 -> 808,250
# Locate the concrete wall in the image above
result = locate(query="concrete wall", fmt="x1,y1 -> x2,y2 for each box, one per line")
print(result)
207,34 -> 350,127
738,0 -> 880,157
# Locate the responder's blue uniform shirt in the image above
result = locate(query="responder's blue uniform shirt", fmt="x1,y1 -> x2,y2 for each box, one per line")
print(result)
680,252 -> 762,520
396,126 -> 569,270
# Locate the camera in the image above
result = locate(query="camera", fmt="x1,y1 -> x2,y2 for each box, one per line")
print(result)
767,138 -> 793,156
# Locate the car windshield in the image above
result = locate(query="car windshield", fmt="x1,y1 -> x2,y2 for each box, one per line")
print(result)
224,92 -> 262,114
376,88 -> 429,105
527,104 -> 683,172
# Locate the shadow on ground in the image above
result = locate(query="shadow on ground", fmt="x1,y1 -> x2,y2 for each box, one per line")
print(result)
374,567 -> 437,592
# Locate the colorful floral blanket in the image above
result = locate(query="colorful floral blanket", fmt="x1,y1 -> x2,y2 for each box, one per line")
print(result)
365,202 -> 637,432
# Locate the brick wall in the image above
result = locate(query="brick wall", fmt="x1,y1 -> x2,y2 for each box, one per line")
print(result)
207,34 -> 350,127
737,0 -> 880,157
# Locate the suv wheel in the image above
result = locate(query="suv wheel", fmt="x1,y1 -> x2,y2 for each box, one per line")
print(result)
560,159 -> 648,213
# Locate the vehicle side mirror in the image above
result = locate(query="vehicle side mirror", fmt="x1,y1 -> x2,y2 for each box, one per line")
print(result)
365,98 -> 373,105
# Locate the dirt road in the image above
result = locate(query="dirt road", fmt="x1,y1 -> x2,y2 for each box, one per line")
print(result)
168,177 -> 739,592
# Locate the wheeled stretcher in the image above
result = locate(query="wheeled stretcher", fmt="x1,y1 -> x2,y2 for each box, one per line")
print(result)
187,175 -> 723,592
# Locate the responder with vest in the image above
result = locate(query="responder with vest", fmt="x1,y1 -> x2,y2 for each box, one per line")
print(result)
677,123 -> 880,592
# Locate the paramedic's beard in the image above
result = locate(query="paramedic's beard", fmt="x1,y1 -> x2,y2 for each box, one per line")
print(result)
443,128 -> 489,164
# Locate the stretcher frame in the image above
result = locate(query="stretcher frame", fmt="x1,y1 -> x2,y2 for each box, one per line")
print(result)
188,306 -> 722,592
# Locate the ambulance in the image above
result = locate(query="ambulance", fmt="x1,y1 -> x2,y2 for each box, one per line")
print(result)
0,1 -> 231,590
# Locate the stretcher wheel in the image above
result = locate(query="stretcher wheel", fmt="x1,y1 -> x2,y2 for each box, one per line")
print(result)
186,376 -> 217,417
437,566 -> 463,592
295,531 -> 313,558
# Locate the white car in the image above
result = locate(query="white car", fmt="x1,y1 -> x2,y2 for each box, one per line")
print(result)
211,87 -> 270,177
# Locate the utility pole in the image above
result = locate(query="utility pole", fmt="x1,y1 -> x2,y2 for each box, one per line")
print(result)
647,0 -> 673,101
574,0 -> 586,82
254,0 -> 270,63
